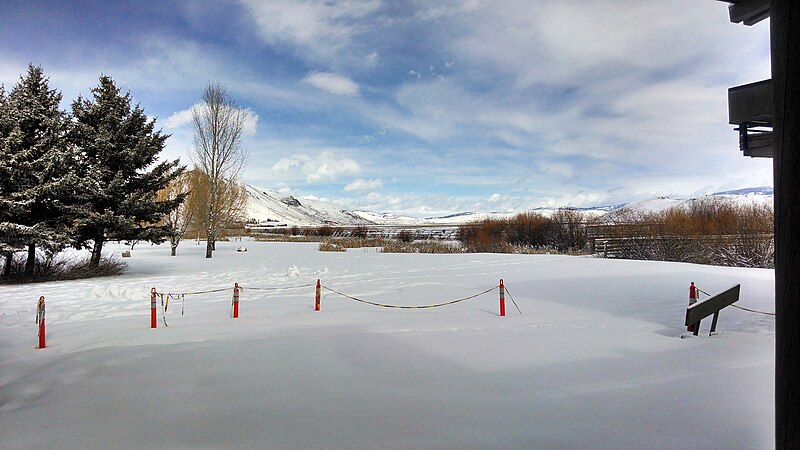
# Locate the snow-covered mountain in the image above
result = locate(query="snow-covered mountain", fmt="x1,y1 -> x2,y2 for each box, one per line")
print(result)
245,184 -> 774,227
612,187 -> 774,216
245,185 -> 370,227
713,187 -> 773,196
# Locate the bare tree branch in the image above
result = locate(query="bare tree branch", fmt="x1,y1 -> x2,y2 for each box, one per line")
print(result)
190,82 -> 249,258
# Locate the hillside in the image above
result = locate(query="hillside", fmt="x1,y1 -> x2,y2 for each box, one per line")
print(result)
245,185 -> 370,228
245,185 -> 774,228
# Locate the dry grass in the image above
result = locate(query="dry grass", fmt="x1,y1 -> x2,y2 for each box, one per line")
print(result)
458,210 -> 590,254
1,253 -> 127,284
315,237 -> 462,254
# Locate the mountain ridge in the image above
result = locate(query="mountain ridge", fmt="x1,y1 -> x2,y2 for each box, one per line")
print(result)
244,184 -> 774,228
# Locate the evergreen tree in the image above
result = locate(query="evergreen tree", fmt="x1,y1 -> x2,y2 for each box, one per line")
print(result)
0,65 -> 78,278
0,83 -> 13,278
70,75 -> 185,267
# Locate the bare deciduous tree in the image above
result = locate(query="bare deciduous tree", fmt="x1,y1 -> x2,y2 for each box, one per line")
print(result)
191,82 -> 248,258
157,171 -> 195,256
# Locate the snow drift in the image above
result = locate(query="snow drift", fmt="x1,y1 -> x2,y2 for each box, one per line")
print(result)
0,241 -> 775,448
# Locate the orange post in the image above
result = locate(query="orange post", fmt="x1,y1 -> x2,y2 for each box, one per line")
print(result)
499,279 -> 506,317
233,282 -> 240,318
151,287 -> 157,329
36,296 -> 46,349
687,282 -> 697,332
315,279 -> 321,311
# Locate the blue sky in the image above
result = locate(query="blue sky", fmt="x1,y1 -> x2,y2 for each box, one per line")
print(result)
1,0 -> 772,217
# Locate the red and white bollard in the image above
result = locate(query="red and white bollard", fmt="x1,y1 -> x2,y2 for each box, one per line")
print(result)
36,296 -> 46,349
499,279 -> 506,317
315,279 -> 321,311
232,283 -> 240,318
687,282 -> 697,332
151,287 -> 157,329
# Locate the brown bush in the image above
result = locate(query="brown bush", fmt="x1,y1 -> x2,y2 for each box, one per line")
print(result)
351,225 -> 370,238
550,209 -> 588,251
506,212 -> 553,248
598,197 -> 773,267
308,225 -> 335,237
397,230 -> 416,243
458,212 -> 589,254
318,242 -> 345,252
457,219 -> 512,253
381,240 -> 461,254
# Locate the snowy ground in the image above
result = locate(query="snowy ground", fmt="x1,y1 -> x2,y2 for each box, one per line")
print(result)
1,241 -> 775,449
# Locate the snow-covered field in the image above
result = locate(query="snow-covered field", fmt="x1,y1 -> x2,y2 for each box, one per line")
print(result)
1,241 -> 775,449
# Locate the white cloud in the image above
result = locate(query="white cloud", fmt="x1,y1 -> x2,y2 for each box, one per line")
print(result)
164,104 -> 259,137
242,109 -> 259,137
272,150 -> 361,183
164,105 -> 198,129
303,72 -> 359,96
344,178 -> 383,192
538,161 -> 574,180
239,0 -> 382,66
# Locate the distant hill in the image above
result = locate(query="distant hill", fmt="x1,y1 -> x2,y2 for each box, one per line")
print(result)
245,185 -> 370,228
713,187 -> 773,196
244,184 -> 774,227
607,187 -> 773,217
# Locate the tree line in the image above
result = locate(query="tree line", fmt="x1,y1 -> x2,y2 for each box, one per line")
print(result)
1,65 -> 247,282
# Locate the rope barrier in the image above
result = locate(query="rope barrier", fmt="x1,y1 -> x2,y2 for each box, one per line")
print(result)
154,283 -> 316,299
239,283 -> 317,291
151,280 -> 517,320
165,293 -> 185,316
320,284 -> 498,310
503,286 -> 524,315
175,287 -> 232,296
696,285 -> 775,317
153,283 -> 317,318
158,294 -> 169,327
731,304 -> 776,316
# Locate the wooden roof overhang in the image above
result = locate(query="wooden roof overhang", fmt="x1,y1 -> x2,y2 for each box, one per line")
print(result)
720,0 -> 773,157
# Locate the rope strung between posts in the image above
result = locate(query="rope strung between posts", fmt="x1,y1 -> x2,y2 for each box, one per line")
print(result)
155,283 -> 316,298
239,283 -> 317,291
174,287 -> 231,296
156,293 -> 187,327
158,294 -> 169,327
503,286 -> 524,315
696,285 -> 774,317
320,284 -> 498,309
731,304 -> 775,316
153,283 -> 317,319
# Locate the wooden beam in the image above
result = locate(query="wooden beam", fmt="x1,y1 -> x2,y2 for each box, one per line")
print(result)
728,0 -> 770,25
742,130 -> 773,157
685,285 -> 741,335
728,79 -> 773,125
772,0 -> 800,447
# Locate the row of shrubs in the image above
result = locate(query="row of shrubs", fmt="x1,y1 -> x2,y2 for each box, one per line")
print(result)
600,198 -> 774,268
318,237 -> 460,254
457,209 -> 590,253
280,225 -> 368,238
455,198 -> 774,267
